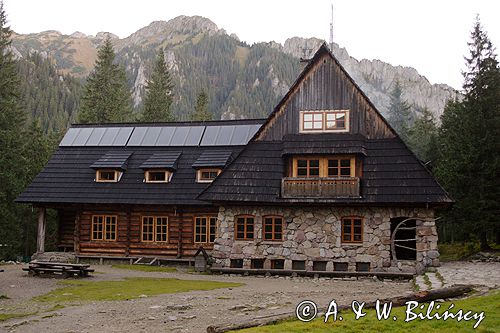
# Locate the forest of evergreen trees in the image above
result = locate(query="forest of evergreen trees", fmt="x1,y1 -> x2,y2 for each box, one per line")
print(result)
0,0 -> 498,260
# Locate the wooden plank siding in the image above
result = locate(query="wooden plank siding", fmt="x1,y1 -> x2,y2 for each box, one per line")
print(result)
256,52 -> 395,142
73,205 -> 218,257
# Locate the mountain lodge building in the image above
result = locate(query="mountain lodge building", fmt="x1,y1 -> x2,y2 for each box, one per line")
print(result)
17,44 -> 451,275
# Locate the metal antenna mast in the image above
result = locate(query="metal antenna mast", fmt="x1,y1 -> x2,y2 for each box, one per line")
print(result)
329,3 -> 334,49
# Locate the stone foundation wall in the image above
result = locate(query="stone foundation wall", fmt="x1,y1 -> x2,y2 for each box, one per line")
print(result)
212,206 -> 439,275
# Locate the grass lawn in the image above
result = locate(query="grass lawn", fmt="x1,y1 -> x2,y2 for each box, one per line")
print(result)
234,291 -> 500,333
111,264 -> 177,273
35,277 -> 242,303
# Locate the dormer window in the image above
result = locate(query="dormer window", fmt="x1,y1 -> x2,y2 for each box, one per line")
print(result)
196,168 -> 221,183
145,170 -> 171,183
300,110 -> 349,133
96,169 -> 121,183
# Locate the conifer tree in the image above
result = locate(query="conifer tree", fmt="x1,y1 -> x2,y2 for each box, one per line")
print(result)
436,17 -> 500,249
77,36 -> 132,123
387,80 -> 412,141
0,1 -> 27,259
190,91 -> 212,121
407,107 -> 438,162
142,49 -> 175,122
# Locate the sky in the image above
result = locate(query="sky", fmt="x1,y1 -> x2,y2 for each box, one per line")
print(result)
3,0 -> 499,90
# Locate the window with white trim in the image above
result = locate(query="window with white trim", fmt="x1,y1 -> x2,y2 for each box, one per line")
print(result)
300,110 -> 349,133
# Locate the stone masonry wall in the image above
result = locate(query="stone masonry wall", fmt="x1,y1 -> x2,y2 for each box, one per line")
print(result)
212,206 -> 439,275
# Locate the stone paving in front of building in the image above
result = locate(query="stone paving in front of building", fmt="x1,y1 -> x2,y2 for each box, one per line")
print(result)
414,261 -> 500,291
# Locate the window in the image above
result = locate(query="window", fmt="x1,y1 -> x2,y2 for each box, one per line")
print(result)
251,258 -> 264,269
292,260 -> 306,270
142,216 -> 169,242
356,262 -> 370,272
235,215 -> 254,240
263,216 -> 283,241
292,156 -> 355,178
334,262 -> 348,271
296,158 -> 320,177
327,158 -> 353,177
194,216 -> 217,243
92,215 -> 117,241
196,168 -> 221,183
145,170 -> 171,183
300,110 -> 349,133
96,170 -> 121,182
270,259 -> 284,269
313,261 -> 327,271
302,112 -> 323,131
325,111 -> 346,130
230,259 -> 243,268
342,217 -> 363,243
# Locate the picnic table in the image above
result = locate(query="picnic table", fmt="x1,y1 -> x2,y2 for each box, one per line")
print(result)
22,261 -> 94,278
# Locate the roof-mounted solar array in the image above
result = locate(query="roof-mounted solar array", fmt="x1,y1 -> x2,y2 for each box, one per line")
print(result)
140,152 -> 182,170
200,124 -> 261,146
59,124 -> 261,147
90,153 -> 132,170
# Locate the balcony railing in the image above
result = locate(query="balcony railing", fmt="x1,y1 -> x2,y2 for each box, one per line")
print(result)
281,177 -> 360,198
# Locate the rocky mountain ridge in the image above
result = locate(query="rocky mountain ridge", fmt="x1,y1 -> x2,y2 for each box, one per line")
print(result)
11,16 -> 460,121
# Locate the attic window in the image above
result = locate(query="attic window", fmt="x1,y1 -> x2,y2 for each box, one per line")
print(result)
96,169 -> 121,183
300,110 -> 349,133
196,168 -> 221,183
145,170 -> 171,183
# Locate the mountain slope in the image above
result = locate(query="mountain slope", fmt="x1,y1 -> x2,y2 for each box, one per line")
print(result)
11,16 -> 460,123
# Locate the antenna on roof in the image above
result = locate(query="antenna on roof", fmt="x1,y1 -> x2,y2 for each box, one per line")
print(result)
329,2 -> 334,50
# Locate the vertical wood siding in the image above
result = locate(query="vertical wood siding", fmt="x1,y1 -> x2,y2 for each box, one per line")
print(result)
258,54 -> 395,141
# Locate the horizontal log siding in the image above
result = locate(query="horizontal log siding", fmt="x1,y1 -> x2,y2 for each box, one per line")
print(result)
58,210 -> 76,249
77,205 -> 218,257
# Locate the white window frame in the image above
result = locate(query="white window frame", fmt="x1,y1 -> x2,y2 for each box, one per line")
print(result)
299,110 -> 350,133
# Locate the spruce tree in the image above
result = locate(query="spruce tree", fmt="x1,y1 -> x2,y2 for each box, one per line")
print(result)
142,49 -> 175,122
0,1 -> 27,259
190,91 -> 212,121
77,36 -> 132,123
436,18 -> 500,249
407,107 -> 438,162
387,80 -> 412,141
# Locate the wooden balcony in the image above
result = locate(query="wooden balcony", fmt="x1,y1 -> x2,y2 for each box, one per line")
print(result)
281,177 -> 360,198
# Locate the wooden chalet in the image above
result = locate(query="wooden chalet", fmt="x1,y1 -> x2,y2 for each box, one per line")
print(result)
18,44 -> 451,274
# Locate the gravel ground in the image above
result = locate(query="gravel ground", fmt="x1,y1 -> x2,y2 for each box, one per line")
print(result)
0,264 -> 412,333
2,261 -> 498,333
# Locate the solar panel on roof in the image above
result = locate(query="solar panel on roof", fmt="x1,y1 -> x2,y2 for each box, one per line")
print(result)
85,128 -> 106,146
127,127 -> 148,146
156,127 -> 176,145
230,125 -> 251,145
169,127 -> 189,146
141,127 -> 162,146
200,126 -> 219,146
215,126 -> 235,145
247,124 -> 261,141
184,126 -> 205,146
72,127 -> 94,146
59,128 -> 81,146
113,127 -> 134,146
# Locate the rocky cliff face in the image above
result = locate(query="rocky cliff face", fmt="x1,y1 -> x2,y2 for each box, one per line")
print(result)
11,16 -> 459,120
282,37 -> 460,118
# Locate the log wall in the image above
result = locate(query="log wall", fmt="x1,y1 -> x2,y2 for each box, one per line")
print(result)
70,205 -> 218,257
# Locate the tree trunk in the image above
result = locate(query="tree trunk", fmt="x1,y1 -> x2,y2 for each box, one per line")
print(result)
479,231 -> 491,251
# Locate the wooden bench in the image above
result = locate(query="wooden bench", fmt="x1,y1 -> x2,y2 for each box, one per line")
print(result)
23,261 -> 94,278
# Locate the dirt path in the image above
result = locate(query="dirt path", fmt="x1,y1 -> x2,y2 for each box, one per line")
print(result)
1,264 -> 411,333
